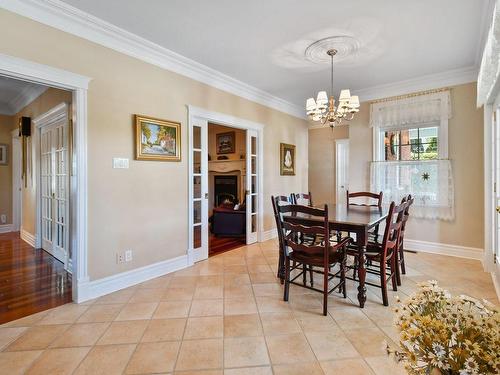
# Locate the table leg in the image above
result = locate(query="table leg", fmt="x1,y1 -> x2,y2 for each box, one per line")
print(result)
357,231 -> 367,308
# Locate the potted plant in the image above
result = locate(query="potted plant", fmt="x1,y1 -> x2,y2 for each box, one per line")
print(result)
386,280 -> 499,375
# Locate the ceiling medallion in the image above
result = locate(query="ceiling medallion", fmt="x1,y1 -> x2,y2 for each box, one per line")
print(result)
306,37 -> 360,128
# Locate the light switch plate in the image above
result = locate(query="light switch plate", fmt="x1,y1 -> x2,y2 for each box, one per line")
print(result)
113,158 -> 129,169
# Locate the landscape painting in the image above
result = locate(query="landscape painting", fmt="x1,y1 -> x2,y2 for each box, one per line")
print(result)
280,143 -> 295,176
135,115 -> 181,161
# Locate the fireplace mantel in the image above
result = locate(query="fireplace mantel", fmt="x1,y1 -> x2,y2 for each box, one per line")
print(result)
208,160 -> 246,173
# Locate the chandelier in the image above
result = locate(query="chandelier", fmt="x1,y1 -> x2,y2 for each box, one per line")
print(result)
306,49 -> 359,127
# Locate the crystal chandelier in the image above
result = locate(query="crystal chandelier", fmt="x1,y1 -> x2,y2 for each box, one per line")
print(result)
306,49 -> 359,127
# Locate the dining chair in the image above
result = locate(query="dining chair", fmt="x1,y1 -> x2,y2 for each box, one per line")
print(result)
347,201 -> 405,306
277,203 -> 352,316
271,195 -> 292,283
395,194 -> 414,285
346,190 -> 383,207
290,192 -> 313,206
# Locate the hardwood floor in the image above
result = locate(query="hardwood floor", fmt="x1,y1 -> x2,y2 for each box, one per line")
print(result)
0,232 -> 72,324
209,234 -> 246,256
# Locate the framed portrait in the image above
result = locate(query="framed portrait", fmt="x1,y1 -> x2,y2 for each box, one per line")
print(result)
280,143 -> 295,176
135,115 -> 181,161
0,144 -> 7,165
216,131 -> 235,154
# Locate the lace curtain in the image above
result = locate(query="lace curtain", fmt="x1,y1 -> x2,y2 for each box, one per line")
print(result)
370,90 -> 451,129
477,1 -> 500,106
370,160 -> 454,221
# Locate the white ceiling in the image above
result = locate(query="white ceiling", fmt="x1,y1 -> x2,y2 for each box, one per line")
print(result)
0,76 -> 47,115
53,0 -> 490,107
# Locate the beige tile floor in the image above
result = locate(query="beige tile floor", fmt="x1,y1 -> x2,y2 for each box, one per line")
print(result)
0,239 -> 497,375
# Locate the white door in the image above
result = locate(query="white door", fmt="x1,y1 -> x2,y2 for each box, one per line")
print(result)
494,108 -> 500,265
189,117 -> 209,262
40,112 -> 69,264
336,139 -> 349,204
12,133 -> 22,232
246,130 -> 259,244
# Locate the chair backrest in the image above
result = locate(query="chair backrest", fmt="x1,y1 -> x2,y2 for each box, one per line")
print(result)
271,196 -> 292,251
290,192 -> 313,206
276,203 -> 332,266
380,201 -> 405,261
346,191 -> 383,207
399,194 -> 414,240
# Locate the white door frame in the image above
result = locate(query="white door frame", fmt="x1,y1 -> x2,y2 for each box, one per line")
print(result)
11,129 -> 22,232
0,53 -> 91,303
335,139 -> 349,204
187,105 -> 265,264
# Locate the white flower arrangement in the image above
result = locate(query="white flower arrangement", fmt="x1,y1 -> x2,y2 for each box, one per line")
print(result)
386,281 -> 500,375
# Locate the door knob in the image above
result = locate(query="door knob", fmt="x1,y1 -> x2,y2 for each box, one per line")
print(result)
496,206 -> 500,213
204,193 -> 208,199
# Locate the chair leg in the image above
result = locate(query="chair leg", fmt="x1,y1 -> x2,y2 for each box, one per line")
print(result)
341,252 -> 347,298
395,248 -> 402,286
380,262 -> 389,306
323,264 -> 328,316
284,257 -> 290,302
400,243 -> 406,275
309,265 -> 314,287
390,257 -> 398,292
277,250 -> 284,284
302,264 -> 307,286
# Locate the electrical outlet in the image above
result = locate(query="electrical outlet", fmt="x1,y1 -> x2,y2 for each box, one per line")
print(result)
125,250 -> 132,262
0,214 -> 6,224
116,253 -> 125,264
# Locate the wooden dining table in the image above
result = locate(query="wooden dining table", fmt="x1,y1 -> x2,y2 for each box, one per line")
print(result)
280,203 -> 389,308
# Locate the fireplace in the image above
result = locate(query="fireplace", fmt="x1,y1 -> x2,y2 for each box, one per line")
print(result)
214,175 -> 238,206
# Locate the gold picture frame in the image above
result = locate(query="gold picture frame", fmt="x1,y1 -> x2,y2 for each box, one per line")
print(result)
280,143 -> 295,176
135,115 -> 181,161
216,131 -> 235,154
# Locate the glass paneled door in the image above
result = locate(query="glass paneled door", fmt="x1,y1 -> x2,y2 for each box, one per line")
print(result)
246,129 -> 259,244
494,107 -> 500,265
189,118 -> 208,262
40,108 -> 69,264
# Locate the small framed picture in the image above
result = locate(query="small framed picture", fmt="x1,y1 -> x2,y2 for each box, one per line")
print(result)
216,131 -> 235,154
135,115 -> 181,161
0,144 -> 8,165
280,143 -> 295,176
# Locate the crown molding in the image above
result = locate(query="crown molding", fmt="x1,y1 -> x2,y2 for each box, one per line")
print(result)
475,0 -> 496,68
0,0 -> 306,119
354,65 -> 478,103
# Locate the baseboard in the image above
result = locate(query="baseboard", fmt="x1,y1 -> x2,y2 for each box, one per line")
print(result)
20,228 -> 36,247
0,224 -> 13,233
260,229 -> 277,242
76,254 -> 190,303
405,239 -> 483,260
491,263 -> 500,301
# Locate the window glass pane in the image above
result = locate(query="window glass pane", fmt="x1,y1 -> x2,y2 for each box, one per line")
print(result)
193,126 -> 201,149
193,151 -> 201,173
384,131 -> 399,161
193,225 -> 201,248
382,126 -> 439,161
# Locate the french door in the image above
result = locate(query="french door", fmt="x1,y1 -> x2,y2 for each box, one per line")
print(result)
40,108 -> 70,264
493,107 -> 500,264
246,129 -> 259,244
189,117 -> 208,262
336,139 -> 350,204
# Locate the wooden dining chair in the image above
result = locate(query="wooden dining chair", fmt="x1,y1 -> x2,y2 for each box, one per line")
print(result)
290,192 -> 313,206
347,201 -> 405,306
271,195 -> 292,283
277,203 -> 352,315
346,190 -> 383,207
395,194 -> 414,285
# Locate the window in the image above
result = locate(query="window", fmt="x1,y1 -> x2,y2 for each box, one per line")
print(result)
383,126 -> 439,161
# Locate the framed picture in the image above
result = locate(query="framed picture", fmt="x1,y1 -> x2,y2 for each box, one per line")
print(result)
216,131 -> 235,154
280,143 -> 295,176
135,115 -> 181,161
0,144 -> 7,165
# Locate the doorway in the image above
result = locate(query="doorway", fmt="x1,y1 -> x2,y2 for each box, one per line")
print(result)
336,139 -> 349,204
188,106 -> 264,263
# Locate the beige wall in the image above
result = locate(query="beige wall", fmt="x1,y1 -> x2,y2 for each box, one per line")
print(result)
0,10 -> 309,280
308,125 -> 349,204
0,114 -> 13,224
310,82 -> 484,249
208,123 -> 246,162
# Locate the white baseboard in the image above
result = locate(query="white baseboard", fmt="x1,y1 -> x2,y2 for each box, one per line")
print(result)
260,229 -> 277,242
0,224 -> 13,233
76,254 -> 190,303
405,239 -> 483,260
20,228 -> 36,247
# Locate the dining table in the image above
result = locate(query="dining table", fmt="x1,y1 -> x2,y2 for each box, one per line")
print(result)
280,203 -> 389,308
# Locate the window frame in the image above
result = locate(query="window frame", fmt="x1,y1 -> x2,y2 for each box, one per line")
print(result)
372,119 -> 449,162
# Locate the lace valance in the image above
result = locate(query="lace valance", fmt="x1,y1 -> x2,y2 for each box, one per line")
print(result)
477,1 -> 500,106
370,160 -> 454,221
370,90 -> 452,129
